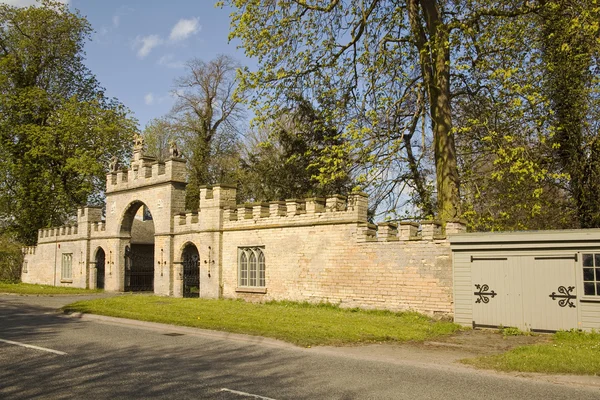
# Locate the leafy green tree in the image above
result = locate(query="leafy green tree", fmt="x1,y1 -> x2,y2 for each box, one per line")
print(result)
0,1 -> 136,244
222,0 -> 544,222
169,55 -> 245,210
240,96 -> 354,202
541,0 -> 600,228
0,233 -> 23,282
142,117 -> 176,162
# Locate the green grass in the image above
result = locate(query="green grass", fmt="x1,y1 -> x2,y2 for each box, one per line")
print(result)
0,282 -> 103,295
462,330 -> 600,375
63,295 -> 461,347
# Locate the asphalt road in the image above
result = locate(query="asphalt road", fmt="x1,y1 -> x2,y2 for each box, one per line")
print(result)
1,294 -> 599,400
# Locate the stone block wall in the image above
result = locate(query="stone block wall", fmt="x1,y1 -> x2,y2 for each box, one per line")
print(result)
22,172 -> 461,315
220,215 -> 454,314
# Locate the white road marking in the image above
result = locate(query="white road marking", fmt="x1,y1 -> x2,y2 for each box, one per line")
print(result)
220,388 -> 277,400
0,338 -> 67,355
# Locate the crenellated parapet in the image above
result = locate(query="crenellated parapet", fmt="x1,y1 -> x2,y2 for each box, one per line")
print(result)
37,224 -> 80,243
22,246 -> 36,255
171,185 -> 467,242
222,193 -> 369,230
106,154 -> 186,194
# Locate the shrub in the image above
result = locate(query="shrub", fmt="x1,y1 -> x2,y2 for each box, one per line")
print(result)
0,234 -> 24,282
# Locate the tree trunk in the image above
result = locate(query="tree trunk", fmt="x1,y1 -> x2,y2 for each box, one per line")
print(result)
411,0 -> 461,221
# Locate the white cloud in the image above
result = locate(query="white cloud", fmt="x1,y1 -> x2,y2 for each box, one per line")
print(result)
169,17 -> 200,41
158,54 -> 184,69
0,0 -> 69,6
134,34 -> 163,59
112,15 -> 120,28
144,93 -> 155,105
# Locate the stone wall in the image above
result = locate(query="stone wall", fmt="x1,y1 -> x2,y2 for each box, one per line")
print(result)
22,155 -> 464,315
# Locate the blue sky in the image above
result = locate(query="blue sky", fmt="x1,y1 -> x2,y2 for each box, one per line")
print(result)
2,0 -> 252,130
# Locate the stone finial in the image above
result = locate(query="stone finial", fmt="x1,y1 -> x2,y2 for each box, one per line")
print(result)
326,195 -> 346,212
399,222 -> 419,240
252,203 -> 270,219
421,221 -> 442,240
169,141 -> 180,158
269,201 -> 286,217
445,220 -> 467,235
133,133 -> 145,152
285,199 -> 306,216
109,156 -> 119,172
377,222 -> 399,241
305,198 -> 325,214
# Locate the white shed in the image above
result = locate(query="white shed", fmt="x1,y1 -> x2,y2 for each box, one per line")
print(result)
451,230 -> 600,332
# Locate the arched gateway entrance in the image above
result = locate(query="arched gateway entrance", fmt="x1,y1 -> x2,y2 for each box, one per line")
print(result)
182,243 -> 200,297
120,201 -> 155,292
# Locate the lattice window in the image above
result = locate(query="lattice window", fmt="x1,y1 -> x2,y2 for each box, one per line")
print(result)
61,253 -> 73,280
238,247 -> 265,288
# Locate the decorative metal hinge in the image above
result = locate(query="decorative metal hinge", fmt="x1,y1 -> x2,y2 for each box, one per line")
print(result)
549,286 -> 576,308
474,284 -> 497,304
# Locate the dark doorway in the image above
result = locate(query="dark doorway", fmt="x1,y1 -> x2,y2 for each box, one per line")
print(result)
124,244 -> 154,292
120,201 -> 156,293
182,244 -> 200,298
96,248 -> 105,290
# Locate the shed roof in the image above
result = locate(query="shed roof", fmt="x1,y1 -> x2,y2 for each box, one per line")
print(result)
450,229 -> 600,251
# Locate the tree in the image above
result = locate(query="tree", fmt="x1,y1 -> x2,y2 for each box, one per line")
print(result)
169,55 -> 245,210
240,96 -> 354,201
222,0 -> 552,223
541,0 -> 600,228
0,1 -> 136,244
142,117 -> 176,162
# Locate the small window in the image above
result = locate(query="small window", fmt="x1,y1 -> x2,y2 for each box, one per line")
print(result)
582,253 -> 600,296
61,253 -> 73,280
22,261 -> 28,273
238,247 -> 265,288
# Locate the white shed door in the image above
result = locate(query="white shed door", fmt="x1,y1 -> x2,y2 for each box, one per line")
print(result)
472,255 -> 578,331
471,257 -> 524,329
522,257 -> 578,332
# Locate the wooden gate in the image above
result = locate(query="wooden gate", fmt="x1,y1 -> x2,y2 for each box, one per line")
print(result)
471,255 -> 577,331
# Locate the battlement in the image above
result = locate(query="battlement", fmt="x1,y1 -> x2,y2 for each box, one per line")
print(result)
106,156 -> 187,194
37,224 -> 79,243
77,206 -> 103,224
172,185 -> 467,242
90,221 -> 107,236
22,246 -> 36,255
222,194 -> 369,230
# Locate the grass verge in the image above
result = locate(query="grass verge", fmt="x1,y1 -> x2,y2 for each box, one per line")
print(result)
0,281 -> 103,295
462,330 -> 600,375
63,295 -> 461,347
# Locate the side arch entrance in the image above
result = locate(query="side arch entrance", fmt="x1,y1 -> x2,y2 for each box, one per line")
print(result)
95,248 -> 105,290
182,243 -> 200,298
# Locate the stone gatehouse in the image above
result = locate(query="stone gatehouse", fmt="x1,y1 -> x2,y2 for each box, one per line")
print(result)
22,143 -> 465,315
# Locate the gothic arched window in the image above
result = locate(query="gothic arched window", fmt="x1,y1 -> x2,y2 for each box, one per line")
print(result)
238,247 -> 265,288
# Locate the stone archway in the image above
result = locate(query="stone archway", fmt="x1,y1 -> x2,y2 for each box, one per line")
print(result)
94,247 -> 106,290
120,201 -> 155,292
182,243 -> 200,298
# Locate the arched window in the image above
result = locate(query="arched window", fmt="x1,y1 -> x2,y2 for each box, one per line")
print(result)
249,252 -> 257,286
240,251 -> 248,286
258,251 -> 265,287
238,247 -> 265,288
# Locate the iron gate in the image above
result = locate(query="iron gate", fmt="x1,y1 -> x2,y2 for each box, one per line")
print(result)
96,250 -> 105,290
182,246 -> 200,298
125,246 -> 154,292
